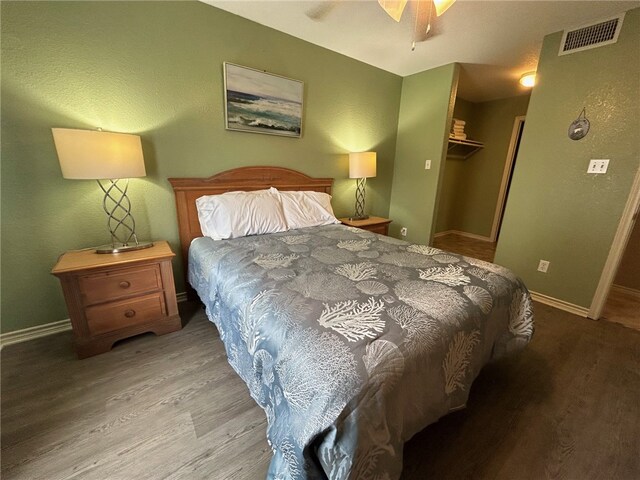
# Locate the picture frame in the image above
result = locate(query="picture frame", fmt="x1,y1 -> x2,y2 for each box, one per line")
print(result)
223,62 -> 304,138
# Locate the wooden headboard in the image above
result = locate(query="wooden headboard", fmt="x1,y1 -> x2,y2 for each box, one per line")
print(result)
168,166 -> 333,277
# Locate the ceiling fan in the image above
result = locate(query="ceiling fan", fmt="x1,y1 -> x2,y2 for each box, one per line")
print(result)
378,0 -> 456,22
307,0 -> 456,21
306,0 -> 456,49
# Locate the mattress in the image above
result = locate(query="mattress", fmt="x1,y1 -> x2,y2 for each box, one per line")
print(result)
188,224 -> 534,480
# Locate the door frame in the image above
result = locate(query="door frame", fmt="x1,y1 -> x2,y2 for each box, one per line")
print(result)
490,115 -> 526,242
589,165 -> 640,319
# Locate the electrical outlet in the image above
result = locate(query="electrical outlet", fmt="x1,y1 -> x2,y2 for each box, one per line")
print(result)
587,159 -> 609,174
537,259 -> 550,273
425,160 -> 432,170
400,227 -> 408,237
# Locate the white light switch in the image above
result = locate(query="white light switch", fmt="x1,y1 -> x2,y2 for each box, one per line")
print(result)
588,159 -> 609,174
425,160 -> 431,170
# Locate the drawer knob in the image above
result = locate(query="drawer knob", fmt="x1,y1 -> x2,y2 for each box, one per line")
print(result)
119,281 -> 131,289
124,309 -> 136,318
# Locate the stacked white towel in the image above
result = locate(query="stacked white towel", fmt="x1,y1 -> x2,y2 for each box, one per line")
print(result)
450,118 -> 467,140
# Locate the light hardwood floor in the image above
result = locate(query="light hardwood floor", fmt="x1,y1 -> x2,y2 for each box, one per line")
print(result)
2,301 -> 639,479
602,287 -> 640,331
433,233 -> 497,263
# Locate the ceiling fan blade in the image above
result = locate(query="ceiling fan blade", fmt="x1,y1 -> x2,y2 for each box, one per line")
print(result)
433,0 -> 456,16
412,0 -> 442,45
378,0 -> 408,22
306,1 -> 339,21
414,20 -> 442,43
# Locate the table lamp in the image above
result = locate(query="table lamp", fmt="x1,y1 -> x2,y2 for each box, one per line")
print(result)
349,151 -> 377,220
52,128 -> 153,254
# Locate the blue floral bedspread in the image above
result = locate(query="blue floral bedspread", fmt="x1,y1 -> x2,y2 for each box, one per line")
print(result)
188,224 -> 534,480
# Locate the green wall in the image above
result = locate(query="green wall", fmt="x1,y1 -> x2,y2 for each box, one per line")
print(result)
0,1 -> 403,333
451,98 -> 478,138
388,63 -> 458,244
436,95 -> 530,237
495,8 -> 640,308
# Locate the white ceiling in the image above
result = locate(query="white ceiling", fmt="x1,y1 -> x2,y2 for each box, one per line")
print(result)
203,0 -> 638,102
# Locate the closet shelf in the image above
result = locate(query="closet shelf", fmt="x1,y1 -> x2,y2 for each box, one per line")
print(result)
447,138 -> 484,159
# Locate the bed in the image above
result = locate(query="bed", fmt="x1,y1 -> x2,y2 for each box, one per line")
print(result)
169,166 -> 534,480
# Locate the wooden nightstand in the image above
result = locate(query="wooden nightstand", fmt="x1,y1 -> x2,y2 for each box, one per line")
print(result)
339,216 -> 392,236
52,241 -> 182,358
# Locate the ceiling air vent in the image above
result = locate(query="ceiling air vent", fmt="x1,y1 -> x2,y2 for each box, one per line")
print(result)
559,12 -> 625,56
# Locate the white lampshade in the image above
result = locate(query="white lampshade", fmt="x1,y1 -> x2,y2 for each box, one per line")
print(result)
349,152 -> 377,179
52,128 -> 146,180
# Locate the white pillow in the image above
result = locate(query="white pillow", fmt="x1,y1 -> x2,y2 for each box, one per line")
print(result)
271,188 -> 340,230
196,189 -> 288,240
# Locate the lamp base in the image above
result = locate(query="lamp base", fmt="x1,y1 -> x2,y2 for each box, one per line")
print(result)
96,241 -> 154,254
349,215 -> 370,221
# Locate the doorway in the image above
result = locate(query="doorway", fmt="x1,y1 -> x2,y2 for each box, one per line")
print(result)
589,165 -> 640,330
433,95 -> 530,262
601,218 -> 640,330
490,115 -> 525,242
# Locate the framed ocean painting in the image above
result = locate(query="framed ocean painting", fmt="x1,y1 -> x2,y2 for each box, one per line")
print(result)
223,62 -> 304,138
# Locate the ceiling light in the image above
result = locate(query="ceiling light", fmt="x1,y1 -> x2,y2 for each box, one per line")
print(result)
434,0 -> 456,16
519,72 -> 537,88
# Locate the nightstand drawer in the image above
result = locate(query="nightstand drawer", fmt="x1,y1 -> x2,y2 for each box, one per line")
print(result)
79,265 -> 162,305
367,224 -> 390,235
339,216 -> 391,236
52,240 -> 182,358
85,293 -> 166,336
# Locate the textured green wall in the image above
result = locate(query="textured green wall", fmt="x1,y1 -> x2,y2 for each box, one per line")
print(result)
451,98 -> 478,138
0,1 -> 402,333
436,95 -> 530,236
495,8 -> 640,308
388,63 -> 458,244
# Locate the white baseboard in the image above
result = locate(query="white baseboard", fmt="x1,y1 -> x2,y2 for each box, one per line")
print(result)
529,291 -> 590,318
1,292 -> 190,349
434,230 -> 493,242
0,319 -> 72,348
610,284 -> 640,299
